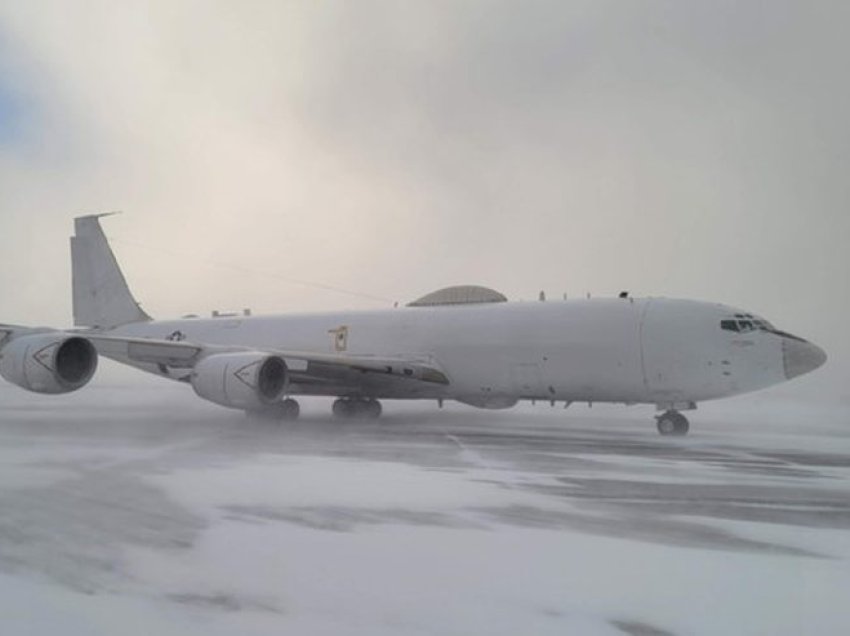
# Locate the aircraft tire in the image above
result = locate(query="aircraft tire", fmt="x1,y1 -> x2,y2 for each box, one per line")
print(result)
332,398 -> 382,419
363,399 -> 382,419
279,398 -> 300,421
332,398 -> 354,419
656,411 -> 689,436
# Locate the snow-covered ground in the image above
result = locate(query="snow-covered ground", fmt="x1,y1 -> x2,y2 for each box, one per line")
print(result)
1,380 -> 848,635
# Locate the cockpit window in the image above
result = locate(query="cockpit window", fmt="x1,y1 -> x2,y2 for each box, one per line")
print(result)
721,316 -> 777,334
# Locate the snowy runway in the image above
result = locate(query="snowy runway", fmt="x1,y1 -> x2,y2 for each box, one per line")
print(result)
1,383 -> 849,635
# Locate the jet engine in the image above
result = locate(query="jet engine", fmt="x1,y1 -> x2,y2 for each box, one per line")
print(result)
456,395 -> 519,410
0,333 -> 98,394
191,352 -> 287,410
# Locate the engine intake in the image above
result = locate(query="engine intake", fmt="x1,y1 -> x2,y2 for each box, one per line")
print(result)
0,333 -> 98,394
191,352 -> 287,410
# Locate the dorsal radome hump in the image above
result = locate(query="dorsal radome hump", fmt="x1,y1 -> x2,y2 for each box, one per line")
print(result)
407,285 -> 508,307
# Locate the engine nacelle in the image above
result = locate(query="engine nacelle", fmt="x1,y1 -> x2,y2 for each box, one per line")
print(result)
0,333 -> 98,394
191,352 -> 287,410
456,395 -> 519,410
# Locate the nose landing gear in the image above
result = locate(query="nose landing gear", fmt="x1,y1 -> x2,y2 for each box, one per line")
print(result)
656,410 -> 690,436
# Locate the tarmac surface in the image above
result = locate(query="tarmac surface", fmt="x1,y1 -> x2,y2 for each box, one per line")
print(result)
1,383 -> 849,635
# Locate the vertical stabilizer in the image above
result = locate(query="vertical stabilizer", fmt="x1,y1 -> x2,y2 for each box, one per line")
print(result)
71,214 -> 151,328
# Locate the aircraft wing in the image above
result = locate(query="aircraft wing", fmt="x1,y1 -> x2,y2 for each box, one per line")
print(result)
1,325 -> 51,347
86,334 -> 450,386
87,335 -> 204,367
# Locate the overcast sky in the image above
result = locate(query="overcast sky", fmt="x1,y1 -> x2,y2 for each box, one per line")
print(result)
0,1 -> 847,401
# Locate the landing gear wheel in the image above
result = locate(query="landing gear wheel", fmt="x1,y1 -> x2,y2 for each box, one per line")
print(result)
332,398 -> 354,419
362,399 -> 382,419
656,411 -> 689,436
279,398 -> 300,421
332,398 -> 383,419
245,398 -> 301,421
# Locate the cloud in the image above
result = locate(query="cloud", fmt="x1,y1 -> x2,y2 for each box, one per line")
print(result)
0,1 -> 847,400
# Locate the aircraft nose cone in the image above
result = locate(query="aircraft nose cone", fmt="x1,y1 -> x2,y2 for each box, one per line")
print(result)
783,338 -> 827,379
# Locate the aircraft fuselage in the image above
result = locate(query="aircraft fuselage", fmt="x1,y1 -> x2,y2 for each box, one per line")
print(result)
104,297 -> 821,409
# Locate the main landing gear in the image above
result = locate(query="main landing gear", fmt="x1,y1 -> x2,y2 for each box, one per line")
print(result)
332,397 -> 383,419
246,398 -> 300,421
277,398 -> 301,420
656,410 -> 690,436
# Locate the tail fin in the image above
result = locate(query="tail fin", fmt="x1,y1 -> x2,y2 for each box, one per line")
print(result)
71,214 -> 151,329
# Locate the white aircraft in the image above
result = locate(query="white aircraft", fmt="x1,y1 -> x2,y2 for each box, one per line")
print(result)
0,214 -> 826,435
